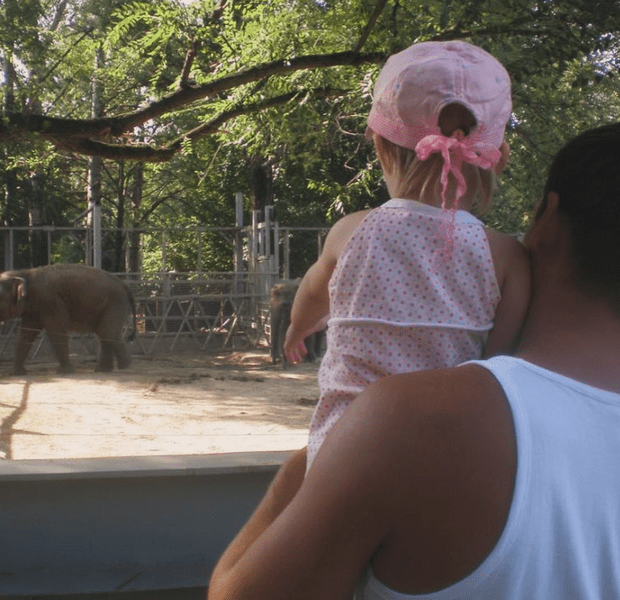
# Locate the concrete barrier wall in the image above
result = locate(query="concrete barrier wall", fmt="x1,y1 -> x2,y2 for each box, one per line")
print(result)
0,451 -> 290,596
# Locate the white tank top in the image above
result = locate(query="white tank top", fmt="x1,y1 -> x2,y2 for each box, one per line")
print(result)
355,356 -> 620,600
308,199 -> 500,468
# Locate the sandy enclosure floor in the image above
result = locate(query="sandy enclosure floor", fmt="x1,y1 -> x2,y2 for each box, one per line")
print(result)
0,350 -> 320,461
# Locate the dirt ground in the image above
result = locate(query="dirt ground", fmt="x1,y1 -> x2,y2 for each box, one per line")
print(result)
0,349 -> 320,461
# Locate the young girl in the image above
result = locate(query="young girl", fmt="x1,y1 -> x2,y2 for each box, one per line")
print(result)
284,40 -> 531,470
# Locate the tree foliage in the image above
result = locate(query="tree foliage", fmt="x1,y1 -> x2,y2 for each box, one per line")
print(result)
1,0 -> 619,273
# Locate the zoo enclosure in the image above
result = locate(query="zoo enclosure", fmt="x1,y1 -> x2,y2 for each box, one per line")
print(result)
0,213 -> 329,362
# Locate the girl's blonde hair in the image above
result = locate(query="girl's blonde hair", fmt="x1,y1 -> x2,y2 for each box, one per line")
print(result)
373,103 -> 498,215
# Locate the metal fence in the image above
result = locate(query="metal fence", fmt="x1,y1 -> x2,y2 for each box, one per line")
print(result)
0,271 -> 272,364
0,223 -> 329,280
0,222 -> 329,365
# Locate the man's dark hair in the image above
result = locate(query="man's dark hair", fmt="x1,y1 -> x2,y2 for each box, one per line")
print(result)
542,122 -> 620,303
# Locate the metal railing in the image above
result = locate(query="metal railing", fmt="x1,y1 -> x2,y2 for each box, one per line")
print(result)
0,271 -> 273,364
0,221 -> 330,364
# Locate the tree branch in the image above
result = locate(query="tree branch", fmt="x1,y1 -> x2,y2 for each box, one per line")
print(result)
58,138 -> 177,162
110,50 -> 385,134
179,39 -> 200,89
353,0 -> 391,54
167,87 -> 346,150
20,87 -> 347,161
0,112 -> 114,140
0,50 -> 385,160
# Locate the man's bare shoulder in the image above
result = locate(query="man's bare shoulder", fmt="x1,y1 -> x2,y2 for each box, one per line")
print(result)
320,363 -> 516,501
357,364 -> 511,427
318,364 -> 517,592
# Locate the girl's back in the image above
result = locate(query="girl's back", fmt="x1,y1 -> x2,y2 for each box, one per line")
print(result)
308,199 -> 503,467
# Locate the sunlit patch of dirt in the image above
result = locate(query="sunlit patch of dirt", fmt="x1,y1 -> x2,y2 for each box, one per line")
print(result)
0,349 -> 320,460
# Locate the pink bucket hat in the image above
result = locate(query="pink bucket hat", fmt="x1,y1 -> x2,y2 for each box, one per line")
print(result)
367,40 -> 512,153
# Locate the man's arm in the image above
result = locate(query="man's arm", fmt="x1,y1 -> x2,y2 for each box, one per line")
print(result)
206,398 -> 392,600
207,366 -> 516,599
208,448 -> 308,598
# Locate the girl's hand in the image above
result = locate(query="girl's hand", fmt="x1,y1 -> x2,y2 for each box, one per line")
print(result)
284,316 -> 328,365
283,331 -> 308,365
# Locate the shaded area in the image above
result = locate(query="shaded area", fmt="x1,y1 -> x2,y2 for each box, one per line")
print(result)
0,452 -> 283,596
2,587 -> 205,600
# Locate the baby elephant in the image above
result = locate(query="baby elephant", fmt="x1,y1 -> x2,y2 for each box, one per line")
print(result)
0,264 -> 136,375
270,280 -> 323,368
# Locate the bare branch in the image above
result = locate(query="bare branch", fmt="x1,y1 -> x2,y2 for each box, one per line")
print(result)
58,138 -> 177,162
0,113 -> 114,140
14,87 -> 347,161
179,39 -> 201,89
353,0 -> 391,54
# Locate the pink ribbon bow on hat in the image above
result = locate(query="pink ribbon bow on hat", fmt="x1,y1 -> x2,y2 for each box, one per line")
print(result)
415,134 -> 502,211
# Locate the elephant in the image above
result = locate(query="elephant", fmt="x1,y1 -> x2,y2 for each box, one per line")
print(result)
0,264 -> 137,375
269,280 -> 324,368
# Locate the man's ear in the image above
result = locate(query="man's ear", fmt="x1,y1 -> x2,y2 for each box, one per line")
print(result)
493,142 -> 510,175
539,191 -> 560,222
524,191 -> 561,251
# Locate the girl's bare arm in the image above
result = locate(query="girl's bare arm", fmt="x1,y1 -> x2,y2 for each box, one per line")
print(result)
284,210 -> 369,363
484,230 -> 531,357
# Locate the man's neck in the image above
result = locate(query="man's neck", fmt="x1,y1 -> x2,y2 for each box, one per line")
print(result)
516,285 -> 620,393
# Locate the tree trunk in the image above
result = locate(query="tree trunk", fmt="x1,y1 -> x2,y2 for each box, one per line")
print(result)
87,46 -> 104,267
27,172 -> 49,267
113,161 -> 126,273
250,157 -> 273,215
1,46 -> 18,269
126,162 -> 143,277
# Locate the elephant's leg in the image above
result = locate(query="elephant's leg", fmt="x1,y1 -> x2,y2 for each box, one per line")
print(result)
110,339 -> 131,370
279,304 -> 292,369
305,332 -> 317,362
95,340 -> 115,372
95,314 -> 131,371
115,344 -> 132,370
46,329 -> 74,373
312,330 -> 325,361
270,305 -> 284,365
12,323 -> 42,375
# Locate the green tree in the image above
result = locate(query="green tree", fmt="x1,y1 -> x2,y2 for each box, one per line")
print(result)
1,0 -> 619,273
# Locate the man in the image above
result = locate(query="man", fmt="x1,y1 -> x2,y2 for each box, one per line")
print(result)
208,122 -> 620,599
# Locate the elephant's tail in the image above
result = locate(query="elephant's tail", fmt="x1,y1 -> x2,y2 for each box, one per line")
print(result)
125,285 -> 137,341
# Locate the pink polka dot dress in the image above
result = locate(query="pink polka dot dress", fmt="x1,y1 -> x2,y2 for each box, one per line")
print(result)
307,199 -> 500,469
